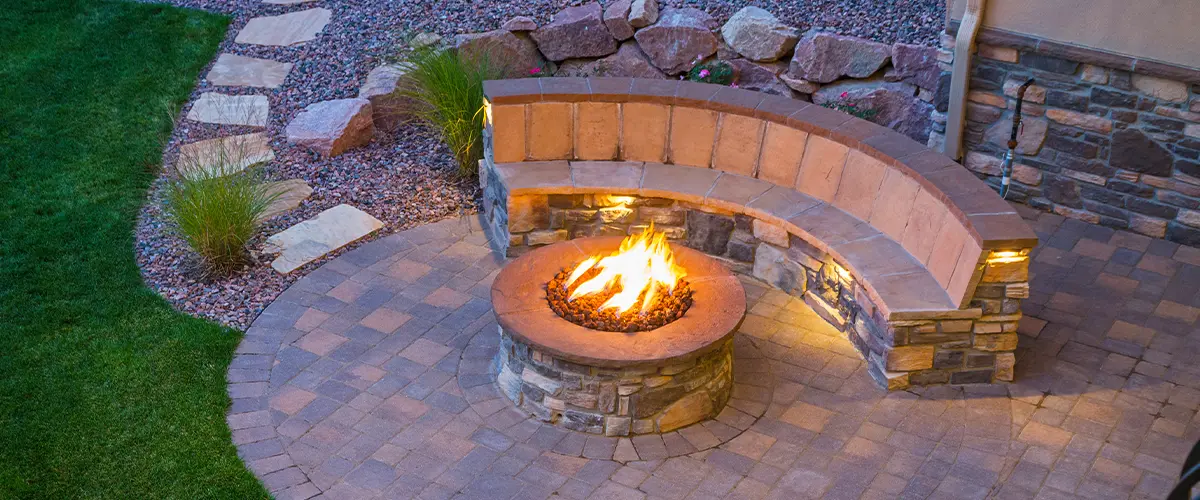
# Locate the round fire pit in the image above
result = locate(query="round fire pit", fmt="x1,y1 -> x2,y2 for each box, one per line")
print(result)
491,236 -> 746,436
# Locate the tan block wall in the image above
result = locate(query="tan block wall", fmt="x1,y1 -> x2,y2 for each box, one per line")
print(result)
620,103 -> 669,163
490,104 -> 526,163
668,107 -> 718,168
574,102 -> 619,161
794,135 -> 848,202
757,123 -> 808,187
486,100 -> 1030,310
711,114 -> 765,177
528,103 -> 572,160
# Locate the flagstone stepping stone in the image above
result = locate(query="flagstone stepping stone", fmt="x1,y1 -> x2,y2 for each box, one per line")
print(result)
264,204 -> 384,274
260,179 -> 313,221
185,92 -> 269,127
207,54 -> 293,88
234,8 -> 332,47
176,133 -> 274,179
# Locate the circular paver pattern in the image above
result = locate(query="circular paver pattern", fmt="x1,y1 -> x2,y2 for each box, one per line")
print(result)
228,215 -> 1192,500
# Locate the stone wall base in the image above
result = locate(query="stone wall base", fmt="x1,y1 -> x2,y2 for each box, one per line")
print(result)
495,327 -> 733,436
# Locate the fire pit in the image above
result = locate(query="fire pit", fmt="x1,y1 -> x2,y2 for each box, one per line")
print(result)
491,233 -> 746,436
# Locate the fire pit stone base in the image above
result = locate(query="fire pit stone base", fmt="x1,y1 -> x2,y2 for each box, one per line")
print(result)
495,329 -> 733,436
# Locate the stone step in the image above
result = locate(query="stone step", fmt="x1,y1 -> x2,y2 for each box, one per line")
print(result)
264,204 -> 384,274
234,8 -> 332,47
206,54 -> 293,89
259,179 -> 313,221
186,92 -> 269,127
177,133 -> 274,179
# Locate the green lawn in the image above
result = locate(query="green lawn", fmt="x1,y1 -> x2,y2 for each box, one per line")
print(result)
0,1 -> 268,497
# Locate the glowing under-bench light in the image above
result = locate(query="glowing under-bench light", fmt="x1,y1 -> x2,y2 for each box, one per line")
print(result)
987,250 -> 1028,264
481,98 -> 493,127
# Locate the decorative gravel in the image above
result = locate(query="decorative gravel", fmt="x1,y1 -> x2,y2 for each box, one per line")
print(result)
135,0 -> 944,329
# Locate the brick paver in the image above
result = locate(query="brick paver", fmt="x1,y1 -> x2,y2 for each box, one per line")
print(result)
228,211 -> 1199,499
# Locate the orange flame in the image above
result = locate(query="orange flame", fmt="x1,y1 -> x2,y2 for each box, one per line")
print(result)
563,224 -> 686,314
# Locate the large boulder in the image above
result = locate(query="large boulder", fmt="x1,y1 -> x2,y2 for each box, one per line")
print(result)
628,0 -> 659,28
720,7 -> 800,62
285,98 -> 374,158
501,16 -> 538,32
455,29 -> 546,78
603,0 -> 634,41
1110,129 -> 1175,176
531,2 -> 618,62
789,30 -> 891,83
634,8 -> 719,74
887,43 -> 940,91
813,79 -> 933,142
729,59 -> 792,96
357,64 -> 415,132
555,41 -> 666,79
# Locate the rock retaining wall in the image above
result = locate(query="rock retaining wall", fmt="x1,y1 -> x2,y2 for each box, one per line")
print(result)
448,2 -> 944,144
934,29 -> 1200,245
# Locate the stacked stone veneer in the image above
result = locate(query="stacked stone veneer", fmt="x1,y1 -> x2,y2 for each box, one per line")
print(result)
480,77 -> 1039,389
933,28 -> 1200,246
495,331 -> 732,436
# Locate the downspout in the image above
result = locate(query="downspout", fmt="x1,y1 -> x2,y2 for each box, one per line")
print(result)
944,0 -> 985,161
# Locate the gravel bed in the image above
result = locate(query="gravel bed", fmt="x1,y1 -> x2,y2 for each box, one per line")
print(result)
136,0 -> 944,329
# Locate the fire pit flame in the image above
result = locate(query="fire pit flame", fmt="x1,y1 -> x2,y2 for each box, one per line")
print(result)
562,224 -> 686,314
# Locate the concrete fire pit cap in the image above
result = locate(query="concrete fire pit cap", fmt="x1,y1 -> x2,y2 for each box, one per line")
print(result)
492,236 -> 746,368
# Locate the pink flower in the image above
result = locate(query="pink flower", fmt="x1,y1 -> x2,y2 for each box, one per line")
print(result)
528,67 -> 542,75
698,69 -> 710,78
731,83 -> 739,89
840,91 -> 849,98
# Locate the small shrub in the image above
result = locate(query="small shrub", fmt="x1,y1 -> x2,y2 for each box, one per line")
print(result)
821,91 -> 878,121
687,60 -> 734,86
397,47 -> 507,178
167,143 -> 279,275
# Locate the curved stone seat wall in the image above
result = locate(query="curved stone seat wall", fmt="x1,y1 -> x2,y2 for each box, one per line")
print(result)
480,77 -> 1038,389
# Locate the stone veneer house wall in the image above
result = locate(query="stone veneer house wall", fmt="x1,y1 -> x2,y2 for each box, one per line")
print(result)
478,77 -> 1038,390
930,23 -> 1200,246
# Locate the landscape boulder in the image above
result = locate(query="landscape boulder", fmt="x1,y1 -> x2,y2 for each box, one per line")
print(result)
285,98 -> 374,157
729,60 -> 792,96
531,2 -> 618,61
720,7 -> 800,62
455,29 -> 546,78
813,79 -> 932,142
603,0 -> 635,41
628,0 -> 659,28
789,30 -> 891,83
501,16 -> 538,32
555,41 -> 666,79
634,8 -> 719,74
409,32 -> 442,49
357,64 -> 414,132
887,43 -> 940,91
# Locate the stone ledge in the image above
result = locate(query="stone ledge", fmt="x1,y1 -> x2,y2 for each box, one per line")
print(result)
491,160 -> 963,320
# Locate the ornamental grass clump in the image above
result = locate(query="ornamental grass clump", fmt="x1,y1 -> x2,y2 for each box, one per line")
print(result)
166,142 -> 279,275
397,47 -> 506,178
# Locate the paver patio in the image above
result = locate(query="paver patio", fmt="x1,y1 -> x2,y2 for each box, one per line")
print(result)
228,206 -> 1198,500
